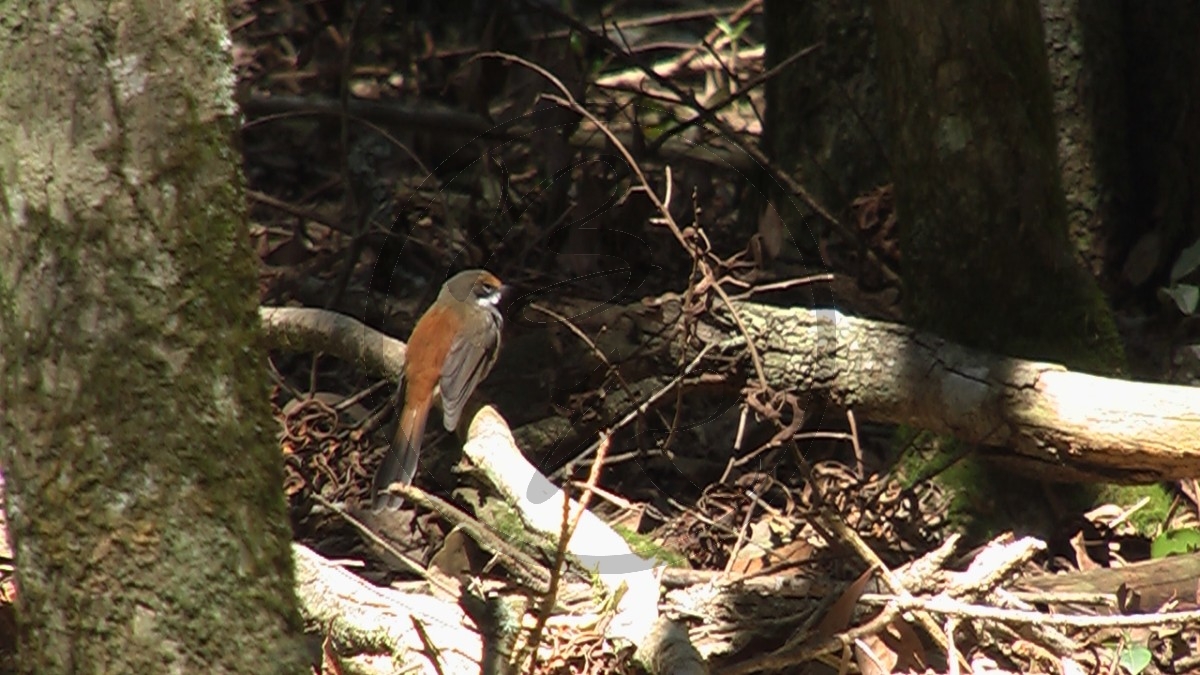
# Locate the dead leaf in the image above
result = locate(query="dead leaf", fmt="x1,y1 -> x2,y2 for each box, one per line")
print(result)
429,527 -> 480,582
757,203 -> 786,261
610,502 -> 647,532
728,519 -> 776,574
814,567 -> 876,638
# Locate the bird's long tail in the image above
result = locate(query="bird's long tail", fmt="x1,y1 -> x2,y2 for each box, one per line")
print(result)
371,398 -> 430,511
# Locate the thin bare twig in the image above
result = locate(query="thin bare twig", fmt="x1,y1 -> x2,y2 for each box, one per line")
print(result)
821,509 -> 967,671
520,434 -> 614,671
528,302 -> 675,434
729,273 -> 835,300
550,343 -> 714,480
722,598 -> 902,675
309,493 -> 458,597
877,595 -> 1200,630
524,6 -> 902,286
648,41 -> 822,147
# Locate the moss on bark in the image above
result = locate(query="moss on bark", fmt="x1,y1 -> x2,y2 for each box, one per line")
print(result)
0,2 -> 306,672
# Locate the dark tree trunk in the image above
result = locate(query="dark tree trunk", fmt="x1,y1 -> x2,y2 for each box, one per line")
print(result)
1041,0 -> 1131,289
763,0 -> 890,256
872,0 -> 1123,373
764,0 -> 1136,305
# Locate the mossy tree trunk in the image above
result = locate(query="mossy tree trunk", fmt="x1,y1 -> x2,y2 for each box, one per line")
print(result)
0,2 -> 307,673
871,0 -> 1123,374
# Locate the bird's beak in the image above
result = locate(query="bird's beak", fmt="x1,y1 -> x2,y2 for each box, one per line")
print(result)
496,283 -> 516,318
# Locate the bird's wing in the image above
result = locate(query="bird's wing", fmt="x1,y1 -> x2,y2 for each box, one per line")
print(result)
438,322 -> 501,430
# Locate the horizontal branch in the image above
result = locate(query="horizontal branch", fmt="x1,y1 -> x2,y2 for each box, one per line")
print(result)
259,306 -> 406,380
726,303 -> 1200,482
259,298 -> 1200,483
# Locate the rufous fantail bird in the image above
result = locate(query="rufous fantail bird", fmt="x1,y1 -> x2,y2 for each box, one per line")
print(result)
371,269 -> 507,510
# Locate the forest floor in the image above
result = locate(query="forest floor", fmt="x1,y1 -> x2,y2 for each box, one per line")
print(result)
31,0 -> 1182,673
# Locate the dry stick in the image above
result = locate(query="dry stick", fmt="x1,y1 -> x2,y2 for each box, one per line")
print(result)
528,302 -> 675,434
727,538 -> 968,673
658,361 -> 689,455
846,409 -> 864,479
645,41 -> 822,151
665,0 -> 764,74
664,493 -> 773,557
999,591 -> 1116,608
728,273 -> 834,300
730,430 -> 856,475
946,617 -> 961,675
247,189 -> 347,234
523,5 -> 868,267
347,114 -> 456,238
674,52 -> 899,285
308,493 -> 459,597
475,51 -> 723,344
529,303 -> 615,369
474,53 -> 777,396
474,52 -> 686,245
721,495 -> 760,576
433,4 -> 751,61
516,472 -> 575,671
651,177 -> 697,458
336,380 -> 391,411
653,165 -> 771,390
822,512 -> 967,672
949,586 -> 1080,662
395,486 -> 553,595
325,0 -> 373,313
520,434 -> 615,672
1105,635 -> 1126,675
788,439 -> 918,649
708,272 -> 768,390
250,113 -> 444,220
698,36 -> 761,132
565,480 -> 634,511
721,600 -> 904,675
597,45 -> 765,92
550,343 -> 714,481
468,53 -> 683,256
881,595 -> 1200,630
410,616 -> 448,675
243,93 -> 755,172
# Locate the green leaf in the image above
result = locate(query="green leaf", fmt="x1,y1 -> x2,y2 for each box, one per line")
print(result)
1170,237 -> 1200,281
731,18 -> 752,40
1151,528 -> 1200,559
1162,284 -> 1200,315
1118,644 -> 1152,675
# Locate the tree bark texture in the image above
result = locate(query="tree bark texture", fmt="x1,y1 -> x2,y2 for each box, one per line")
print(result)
872,0 -> 1123,374
765,0 -> 1135,298
1040,0 -> 1130,288
763,0 -> 890,252
0,2 -> 306,673
721,302 -> 1199,483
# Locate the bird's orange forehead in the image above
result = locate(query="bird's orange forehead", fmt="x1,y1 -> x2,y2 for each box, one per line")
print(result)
475,271 -> 502,287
